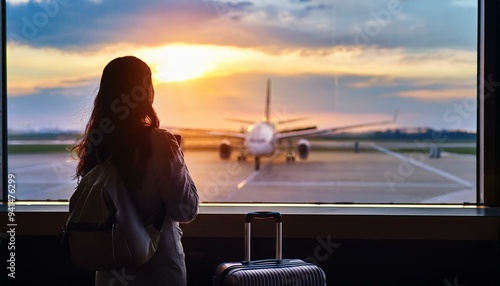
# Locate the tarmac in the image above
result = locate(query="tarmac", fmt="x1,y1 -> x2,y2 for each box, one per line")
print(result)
8,142 -> 476,204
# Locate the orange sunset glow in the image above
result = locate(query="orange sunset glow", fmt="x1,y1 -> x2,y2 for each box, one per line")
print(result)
6,0 -> 478,132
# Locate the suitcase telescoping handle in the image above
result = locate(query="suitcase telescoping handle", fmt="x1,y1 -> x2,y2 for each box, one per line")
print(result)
244,211 -> 282,262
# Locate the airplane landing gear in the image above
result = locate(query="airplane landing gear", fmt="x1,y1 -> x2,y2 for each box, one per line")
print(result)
286,139 -> 296,162
255,157 -> 260,170
237,144 -> 247,161
237,151 -> 247,161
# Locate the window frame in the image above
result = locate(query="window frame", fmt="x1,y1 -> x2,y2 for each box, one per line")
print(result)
481,0 -> 500,206
1,0 -> 6,200
0,0 -> 497,207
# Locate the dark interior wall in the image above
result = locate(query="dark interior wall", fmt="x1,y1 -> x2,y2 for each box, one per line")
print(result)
1,235 -> 499,286
2,1 -> 500,286
185,237 -> 500,286
483,0 -> 500,205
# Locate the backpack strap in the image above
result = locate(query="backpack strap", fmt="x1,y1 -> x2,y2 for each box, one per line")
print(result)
145,206 -> 166,231
95,149 -> 103,164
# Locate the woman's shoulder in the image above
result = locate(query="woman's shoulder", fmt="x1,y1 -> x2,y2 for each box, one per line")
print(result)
149,127 -> 171,137
149,128 -> 178,146
147,128 -> 183,166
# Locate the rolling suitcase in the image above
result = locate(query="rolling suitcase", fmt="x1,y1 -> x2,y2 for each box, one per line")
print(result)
213,211 -> 327,286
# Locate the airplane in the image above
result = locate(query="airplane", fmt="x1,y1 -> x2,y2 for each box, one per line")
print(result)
171,79 -> 397,170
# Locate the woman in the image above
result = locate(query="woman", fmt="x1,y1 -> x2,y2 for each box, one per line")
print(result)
73,56 -> 199,286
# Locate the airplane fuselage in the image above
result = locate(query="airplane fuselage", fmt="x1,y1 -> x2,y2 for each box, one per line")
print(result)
245,121 -> 277,157
177,79 -> 395,170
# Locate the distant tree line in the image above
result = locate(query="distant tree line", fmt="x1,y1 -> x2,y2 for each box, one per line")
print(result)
318,128 -> 476,142
8,128 -> 477,142
8,130 -> 80,141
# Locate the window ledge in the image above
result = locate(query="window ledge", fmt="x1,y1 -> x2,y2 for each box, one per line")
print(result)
1,202 -> 498,215
1,202 -> 499,240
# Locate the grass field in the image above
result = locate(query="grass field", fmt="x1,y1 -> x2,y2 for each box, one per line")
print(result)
8,144 -> 71,154
309,146 -> 476,155
7,143 -> 476,156
376,147 -> 476,155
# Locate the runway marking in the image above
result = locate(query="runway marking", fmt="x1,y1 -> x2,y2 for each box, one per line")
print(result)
371,144 -> 474,188
19,183 -> 76,200
10,161 -> 76,173
236,151 -> 282,190
237,171 -> 260,189
13,179 -> 76,184
247,181 -> 462,188
419,188 -> 475,204
10,163 -> 60,173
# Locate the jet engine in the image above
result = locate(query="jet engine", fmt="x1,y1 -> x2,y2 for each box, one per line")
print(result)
296,138 -> 310,159
219,139 -> 232,159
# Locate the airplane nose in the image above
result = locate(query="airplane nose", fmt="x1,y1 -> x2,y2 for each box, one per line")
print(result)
246,145 -> 258,154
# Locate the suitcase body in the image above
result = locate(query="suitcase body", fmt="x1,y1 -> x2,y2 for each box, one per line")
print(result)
213,212 -> 327,286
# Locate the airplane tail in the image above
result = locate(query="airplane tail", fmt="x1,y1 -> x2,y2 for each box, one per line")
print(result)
265,79 -> 271,123
265,79 -> 309,125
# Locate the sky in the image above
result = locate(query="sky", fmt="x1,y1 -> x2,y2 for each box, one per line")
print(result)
6,0 -> 478,132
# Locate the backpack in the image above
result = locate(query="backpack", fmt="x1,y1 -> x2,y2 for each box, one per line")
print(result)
62,157 -> 164,271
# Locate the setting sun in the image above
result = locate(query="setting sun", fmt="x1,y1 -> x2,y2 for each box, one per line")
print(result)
155,56 -> 207,83
144,44 -> 220,83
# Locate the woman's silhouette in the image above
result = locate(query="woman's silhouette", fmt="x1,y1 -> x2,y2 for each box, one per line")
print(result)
73,56 -> 199,286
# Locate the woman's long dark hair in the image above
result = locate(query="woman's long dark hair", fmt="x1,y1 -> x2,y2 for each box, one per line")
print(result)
73,56 -> 159,190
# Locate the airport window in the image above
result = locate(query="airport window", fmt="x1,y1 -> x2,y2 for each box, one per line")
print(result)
4,0 -> 480,204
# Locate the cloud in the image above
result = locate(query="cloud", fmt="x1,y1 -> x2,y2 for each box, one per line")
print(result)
152,73 -> 477,131
7,84 -> 97,130
396,88 -> 476,102
349,76 -> 399,88
6,43 -> 116,96
452,0 -> 477,8
7,39 -> 476,99
5,0 -> 478,132
7,0 -> 31,5
6,0 -> 221,49
5,0 -> 477,53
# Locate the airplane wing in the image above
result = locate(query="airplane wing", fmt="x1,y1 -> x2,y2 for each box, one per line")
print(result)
276,113 -> 398,140
276,117 -> 309,125
164,126 -> 247,140
224,118 -> 255,124
198,130 -> 246,139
